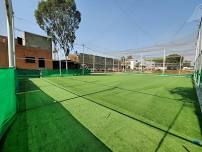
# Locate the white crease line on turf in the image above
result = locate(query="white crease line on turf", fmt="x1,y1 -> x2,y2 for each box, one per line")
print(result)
43,78 -> 202,147
17,90 -> 41,94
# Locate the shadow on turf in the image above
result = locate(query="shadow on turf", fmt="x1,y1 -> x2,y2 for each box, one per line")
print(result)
154,86 -> 202,152
0,79 -> 111,152
70,77 -> 194,103
170,87 -> 202,135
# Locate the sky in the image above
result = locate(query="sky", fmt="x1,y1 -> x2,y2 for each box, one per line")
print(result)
0,0 -> 202,58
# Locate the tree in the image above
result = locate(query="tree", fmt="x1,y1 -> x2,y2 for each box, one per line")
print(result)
152,54 -> 184,70
166,54 -> 183,64
152,54 -> 184,64
35,0 -> 81,57
127,55 -> 133,60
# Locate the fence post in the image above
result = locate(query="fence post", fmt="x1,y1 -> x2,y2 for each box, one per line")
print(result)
118,59 -> 119,72
65,59 -> 68,71
93,54 -> 95,72
198,55 -> 202,86
4,0 -> 15,68
141,54 -> 143,72
59,59 -> 62,77
163,48 -> 166,75
124,57 -> 126,72
113,58 -> 114,72
105,57 -> 107,73
82,44 -> 85,75
179,55 -> 182,75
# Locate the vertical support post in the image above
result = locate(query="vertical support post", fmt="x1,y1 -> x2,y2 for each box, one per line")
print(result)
163,48 -> 166,75
118,59 -> 119,72
197,25 -> 202,86
179,55 -> 182,75
4,0 -> 15,68
113,58 -> 114,72
124,57 -> 126,72
93,54 -> 95,72
194,30 -> 200,81
198,55 -> 202,86
141,54 -> 143,72
59,53 -> 62,77
82,44 -> 85,75
105,57 -> 107,73
65,59 -> 68,70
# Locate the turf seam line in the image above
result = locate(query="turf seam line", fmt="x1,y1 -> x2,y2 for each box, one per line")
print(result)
154,103 -> 185,152
18,86 -> 117,113
69,78 -> 194,104
44,78 -> 202,148
16,90 -> 41,94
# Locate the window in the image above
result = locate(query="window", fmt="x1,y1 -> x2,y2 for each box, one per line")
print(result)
25,57 -> 35,63
39,58 -> 45,68
17,37 -> 23,45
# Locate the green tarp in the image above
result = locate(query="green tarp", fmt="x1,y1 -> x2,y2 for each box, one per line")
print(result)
41,69 -> 91,77
15,69 -> 91,78
0,68 -> 16,139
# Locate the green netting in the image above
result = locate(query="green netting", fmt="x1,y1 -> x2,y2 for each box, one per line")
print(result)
16,69 -> 40,78
41,69 -> 91,77
15,69 -> 91,78
0,68 -> 16,139
159,73 -> 193,78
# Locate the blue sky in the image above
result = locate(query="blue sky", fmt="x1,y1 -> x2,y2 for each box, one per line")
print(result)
0,0 -> 201,55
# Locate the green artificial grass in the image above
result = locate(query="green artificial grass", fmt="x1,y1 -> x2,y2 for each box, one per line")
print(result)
48,74 -> 202,141
1,74 -> 202,152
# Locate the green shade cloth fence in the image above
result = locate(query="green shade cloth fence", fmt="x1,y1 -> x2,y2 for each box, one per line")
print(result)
0,68 -> 90,139
0,68 -> 16,140
41,69 -> 91,77
15,69 -> 91,78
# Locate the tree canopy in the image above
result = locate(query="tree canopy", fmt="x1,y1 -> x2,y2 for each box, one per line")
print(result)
152,54 -> 184,64
35,0 -> 81,56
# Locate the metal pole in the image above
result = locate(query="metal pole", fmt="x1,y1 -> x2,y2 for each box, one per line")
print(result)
93,55 -> 95,72
82,44 -> 85,75
194,31 -> 200,81
113,58 -> 114,72
105,57 -> 107,73
65,59 -> 68,70
163,48 -> 166,75
118,59 -> 119,72
141,54 -> 143,72
179,55 -> 182,75
4,0 -> 15,68
197,25 -> 202,86
124,57 -> 126,72
59,52 -> 62,76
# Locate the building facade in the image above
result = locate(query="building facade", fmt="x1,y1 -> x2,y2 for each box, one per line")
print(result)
0,32 -> 53,70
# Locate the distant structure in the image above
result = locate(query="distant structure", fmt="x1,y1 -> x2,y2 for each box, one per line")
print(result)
0,32 -> 53,70
78,53 -> 121,72
23,32 -> 52,50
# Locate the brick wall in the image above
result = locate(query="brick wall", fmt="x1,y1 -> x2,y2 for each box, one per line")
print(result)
0,42 -> 9,68
0,41 -> 53,70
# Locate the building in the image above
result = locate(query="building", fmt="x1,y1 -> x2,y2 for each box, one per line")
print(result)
0,32 -> 53,70
78,53 -> 120,72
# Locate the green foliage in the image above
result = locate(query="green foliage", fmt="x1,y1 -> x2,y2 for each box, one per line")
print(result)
166,54 -> 184,64
152,54 -> 184,64
35,0 -> 81,56
127,55 -> 133,59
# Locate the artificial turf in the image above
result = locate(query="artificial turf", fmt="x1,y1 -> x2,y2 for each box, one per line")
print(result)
1,74 -> 202,152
